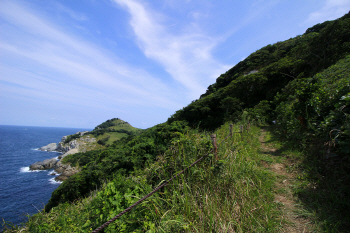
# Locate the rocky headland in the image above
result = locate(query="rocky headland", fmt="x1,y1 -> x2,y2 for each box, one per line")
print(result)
30,131 -> 96,181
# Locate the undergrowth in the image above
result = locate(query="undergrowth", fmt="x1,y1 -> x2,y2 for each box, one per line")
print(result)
263,126 -> 350,232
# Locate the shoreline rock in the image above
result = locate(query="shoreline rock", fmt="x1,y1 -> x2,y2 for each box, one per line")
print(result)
54,164 -> 81,181
29,131 -> 94,180
38,143 -> 57,152
29,158 -> 58,170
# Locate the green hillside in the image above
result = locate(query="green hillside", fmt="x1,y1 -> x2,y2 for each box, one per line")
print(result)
169,12 -> 349,134
168,11 -> 350,156
58,118 -> 143,154
2,12 -> 349,233
89,118 -> 144,146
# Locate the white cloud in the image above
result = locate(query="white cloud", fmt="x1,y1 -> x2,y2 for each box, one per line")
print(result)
113,0 -> 230,99
0,0 -> 182,113
305,0 -> 350,25
55,2 -> 89,21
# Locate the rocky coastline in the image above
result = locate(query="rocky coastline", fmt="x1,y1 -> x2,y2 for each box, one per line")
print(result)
30,131 -> 95,181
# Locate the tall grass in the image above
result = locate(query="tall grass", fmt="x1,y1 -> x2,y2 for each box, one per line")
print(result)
145,122 -> 280,232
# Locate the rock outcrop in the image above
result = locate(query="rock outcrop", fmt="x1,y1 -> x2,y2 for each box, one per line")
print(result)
53,160 -> 81,181
29,131 -> 95,180
57,148 -> 78,160
29,158 -> 58,170
38,143 -> 57,152
79,131 -> 89,136
54,160 -> 70,173
56,134 -> 96,154
55,164 -> 81,181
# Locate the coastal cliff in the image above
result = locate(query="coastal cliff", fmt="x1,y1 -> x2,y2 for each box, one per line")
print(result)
30,131 -> 96,181
29,118 -> 143,181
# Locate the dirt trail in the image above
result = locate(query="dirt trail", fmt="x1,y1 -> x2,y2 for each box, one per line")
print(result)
259,129 -> 312,233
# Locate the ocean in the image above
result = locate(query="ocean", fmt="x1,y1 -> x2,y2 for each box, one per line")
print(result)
0,125 -> 92,228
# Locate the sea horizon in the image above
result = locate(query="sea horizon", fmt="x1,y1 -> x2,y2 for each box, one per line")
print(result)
0,124 -> 93,130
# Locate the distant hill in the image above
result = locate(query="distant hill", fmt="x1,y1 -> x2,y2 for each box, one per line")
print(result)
60,118 -> 143,153
89,118 -> 143,146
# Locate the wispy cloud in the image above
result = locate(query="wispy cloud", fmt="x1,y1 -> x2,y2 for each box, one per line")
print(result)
113,0 -> 231,99
54,2 -> 89,21
305,0 -> 350,25
0,0 -> 182,113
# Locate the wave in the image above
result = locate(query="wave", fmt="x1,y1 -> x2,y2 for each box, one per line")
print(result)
20,167 -> 47,173
48,171 -> 60,176
31,148 -> 62,153
48,177 -> 62,184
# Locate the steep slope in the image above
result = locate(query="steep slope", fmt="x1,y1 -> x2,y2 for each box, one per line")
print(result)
168,12 -> 350,131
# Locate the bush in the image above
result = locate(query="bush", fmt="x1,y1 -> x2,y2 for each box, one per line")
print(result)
64,134 -> 81,143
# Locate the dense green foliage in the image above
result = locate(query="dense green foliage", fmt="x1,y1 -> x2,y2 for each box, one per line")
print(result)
45,121 -> 190,212
93,118 -> 121,130
87,118 -> 143,146
168,12 -> 350,153
97,136 -> 110,145
169,12 -> 350,131
64,134 -> 81,143
274,55 -> 350,154
91,118 -> 142,136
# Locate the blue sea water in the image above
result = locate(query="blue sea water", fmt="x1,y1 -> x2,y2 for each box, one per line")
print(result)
0,125 -> 92,228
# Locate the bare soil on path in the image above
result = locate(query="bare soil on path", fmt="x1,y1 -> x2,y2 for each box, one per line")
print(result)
259,129 -> 314,233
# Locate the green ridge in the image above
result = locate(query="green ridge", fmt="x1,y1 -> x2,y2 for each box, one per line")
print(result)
90,118 -> 144,146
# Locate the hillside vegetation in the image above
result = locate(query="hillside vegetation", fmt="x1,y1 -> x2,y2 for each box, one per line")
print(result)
169,12 -> 350,151
76,118 -> 143,146
59,118 -> 143,154
89,118 -> 144,146
2,12 -> 349,232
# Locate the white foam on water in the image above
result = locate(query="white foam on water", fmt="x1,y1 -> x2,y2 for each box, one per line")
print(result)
20,167 -> 31,173
20,167 -> 46,173
49,177 -> 62,184
48,171 -> 58,176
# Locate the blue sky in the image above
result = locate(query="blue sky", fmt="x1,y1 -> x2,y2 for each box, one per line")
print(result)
1,0 -> 349,129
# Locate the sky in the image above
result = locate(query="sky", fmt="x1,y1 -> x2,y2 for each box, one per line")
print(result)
1,0 -> 349,129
